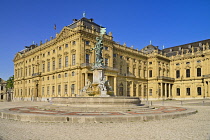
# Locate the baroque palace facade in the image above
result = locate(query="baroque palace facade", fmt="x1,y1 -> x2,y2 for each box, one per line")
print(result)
13,17 -> 210,101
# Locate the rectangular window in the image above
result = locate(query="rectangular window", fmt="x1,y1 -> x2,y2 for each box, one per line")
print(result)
105,58 -> 108,66
72,54 -> 76,65
65,44 -> 68,48
28,88 -> 30,96
47,86 -> 50,95
113,54 -> 117,57
85,41 -> 90,45
197,87 -> 202,95
72,41 -> 76,45
197,68 -> 201,77
133,68 -> 136,76
65,84 -> 68,94
186,88 -> 190,96
52,61 -> 55,70
127,67 -> 129,74
42,64 -> 45,72
104,46 -> 108,50
186,69 -> 190,77
47,62 -> 50,72
65,56 -> 68,67
144,70 -> 146,78
52,86 -> 55,94
149,89 -> 152,96
58,85 -> 61,94
113,60 -> 116,68
32,67 -> 34,74
176,88 -> 180,96
42,87 -> 44,95
71,84 -> 75,94
59,58 -> 62,69
86,54 -> 90,64
149,70 -> 152,77
29,68 -> 31,76
176,70 -> 180,78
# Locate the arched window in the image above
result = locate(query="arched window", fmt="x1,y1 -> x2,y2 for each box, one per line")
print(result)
119,83 -> 123,96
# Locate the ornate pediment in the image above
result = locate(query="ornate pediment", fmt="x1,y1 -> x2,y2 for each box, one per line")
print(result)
56,27 -> 72,42
104,54 -> 110,58
71,49 -> 76,53
85,49 -> 91,53
13,53 -> 22,62
64,52 -> 69,55
57,54 -> 62,57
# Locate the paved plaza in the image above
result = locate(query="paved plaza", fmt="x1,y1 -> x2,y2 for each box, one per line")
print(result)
0,99 -> 210,140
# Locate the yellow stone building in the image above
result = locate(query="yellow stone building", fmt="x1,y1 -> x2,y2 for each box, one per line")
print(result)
13,17 -> 210,101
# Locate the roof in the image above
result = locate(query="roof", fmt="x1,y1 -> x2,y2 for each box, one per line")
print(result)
66,17 -> 104,33
0,78 -> 6,84
140,44 -> 159,54
163,39 -> 210,57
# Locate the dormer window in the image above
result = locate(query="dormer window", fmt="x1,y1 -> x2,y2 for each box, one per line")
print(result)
188,45 -> 191,48
170,49 -> 173,52
179,47 -> 182,51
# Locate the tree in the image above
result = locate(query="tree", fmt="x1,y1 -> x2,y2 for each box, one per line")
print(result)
6,75 -> 14,90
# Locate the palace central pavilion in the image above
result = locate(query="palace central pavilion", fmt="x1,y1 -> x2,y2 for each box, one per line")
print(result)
13,17 -> 210,101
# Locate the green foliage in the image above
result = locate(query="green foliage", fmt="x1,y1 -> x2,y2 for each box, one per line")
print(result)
6,75 -> 14,90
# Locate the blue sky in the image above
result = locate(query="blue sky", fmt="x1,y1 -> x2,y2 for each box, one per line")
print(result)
0,0 -> 210,80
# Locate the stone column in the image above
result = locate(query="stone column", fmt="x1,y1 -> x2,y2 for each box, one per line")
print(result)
136,84 -> 139,97
208,81 -> 210,97
114,76 -> 117,96
130,81 -> 133,97
160,83 -> 163,99
141,84 -> 144,99
165,83 -> 167,99
169,84 -> 171,98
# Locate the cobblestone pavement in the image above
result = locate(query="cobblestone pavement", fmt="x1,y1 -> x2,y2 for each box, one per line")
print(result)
0,100 -> 210,140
